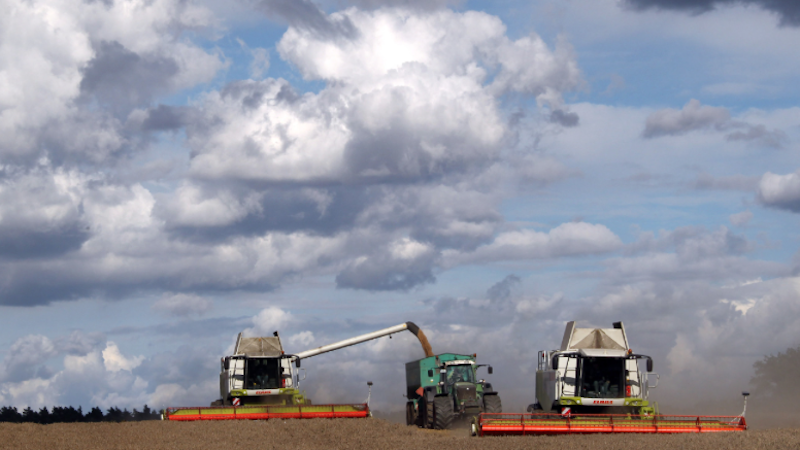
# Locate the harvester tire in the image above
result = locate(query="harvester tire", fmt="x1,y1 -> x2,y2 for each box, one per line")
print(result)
433,396 -> 454,430
483,394 -> 502,414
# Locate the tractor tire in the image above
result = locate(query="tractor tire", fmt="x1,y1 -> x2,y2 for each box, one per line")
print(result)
433,396 -> 454,430
483,394 -> 502,414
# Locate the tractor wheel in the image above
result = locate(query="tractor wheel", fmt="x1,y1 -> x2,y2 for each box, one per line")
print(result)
433,396 -> 454,430
483,395 -> 502,414
405,402 -> 416,426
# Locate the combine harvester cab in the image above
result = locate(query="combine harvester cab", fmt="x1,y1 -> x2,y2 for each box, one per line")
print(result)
406,353 -> 501,429
164,321 -> 433,421
471,321 -> 747,436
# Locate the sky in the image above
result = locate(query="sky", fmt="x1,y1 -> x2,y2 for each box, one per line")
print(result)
1,0 -> 799,420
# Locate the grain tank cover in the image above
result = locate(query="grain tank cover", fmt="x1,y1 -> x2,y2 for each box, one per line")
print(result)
234,333 -> 284,357
559,321 -> 628,353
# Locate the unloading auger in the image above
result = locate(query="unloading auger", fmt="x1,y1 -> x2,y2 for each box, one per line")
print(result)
164,321 -> 433,421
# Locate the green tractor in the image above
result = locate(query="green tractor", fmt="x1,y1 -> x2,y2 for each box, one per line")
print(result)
405,353 -> 501,429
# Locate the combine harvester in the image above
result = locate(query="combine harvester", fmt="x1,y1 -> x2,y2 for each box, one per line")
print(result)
471,321 -> 747,436
164,321 -> 433,421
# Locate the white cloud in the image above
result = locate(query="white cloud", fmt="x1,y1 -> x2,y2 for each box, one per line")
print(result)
444,221 -> 622,266
643,99 -> 730,138
287,331 -> 316,349
0,335 -> 57,383
0,0 -> 224,163
245,306 -> 293,337
515,293 -> 564,317
102,342 -> 144,373
156,183 -> 262,228
757,170 -> 800,212
188,8 -> 579,184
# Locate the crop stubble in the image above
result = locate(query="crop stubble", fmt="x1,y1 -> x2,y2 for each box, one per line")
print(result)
2,419 -> 799,450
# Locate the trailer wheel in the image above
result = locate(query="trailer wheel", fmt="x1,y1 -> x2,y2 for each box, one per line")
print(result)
483,394 -> 502,414
433,396 -> 454,430
405,401 -> 416,426
425,400 -> 434,430
421,396 -> 434,429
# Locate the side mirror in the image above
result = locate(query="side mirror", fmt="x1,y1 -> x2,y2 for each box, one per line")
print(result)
427,369 -> 434,377
224,358 -> 229,370
488,366 -> 493,374
296,358 -> 301,368
646,358 -> 653,372
551,356 -> 560,370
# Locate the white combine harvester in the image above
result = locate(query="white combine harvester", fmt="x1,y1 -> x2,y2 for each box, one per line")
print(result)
531,321 -> 658,416
471,321 -> 748,436
164,321 -> 433,421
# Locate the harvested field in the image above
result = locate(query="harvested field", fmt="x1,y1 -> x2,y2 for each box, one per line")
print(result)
2,419 -> 800,450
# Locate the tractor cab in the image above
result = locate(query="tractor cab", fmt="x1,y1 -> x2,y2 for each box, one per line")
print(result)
445,362 -> 476,387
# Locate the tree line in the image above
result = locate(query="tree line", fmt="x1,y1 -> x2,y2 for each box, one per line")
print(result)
0,405 -> 161,423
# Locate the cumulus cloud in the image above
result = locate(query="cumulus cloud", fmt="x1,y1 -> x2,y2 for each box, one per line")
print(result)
615,226 -> 767,284
621,0 -> 800,27
245,306 -> 293,336
0,165 -> 91,259
186,8 -> 579,183
334,0 -> 454,10
336,237 -> 438,291
0,335 -> 58,383
102,342 -> 145,372
643,99 -> 787,147
725,123 -> 788,147
643,99 -> 730,138
0,332 -> 167,409
443,222 -> 622,266
0,0 -> 223,165
0,4 -> 587,305
248,0 -> 359,40
757,169 -> 800,212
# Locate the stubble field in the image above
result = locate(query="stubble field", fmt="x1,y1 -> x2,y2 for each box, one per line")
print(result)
2,419 -> 800,450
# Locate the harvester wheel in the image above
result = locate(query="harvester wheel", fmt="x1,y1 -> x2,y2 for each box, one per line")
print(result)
483,394 -> 502,414
433,396 -> 454,430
